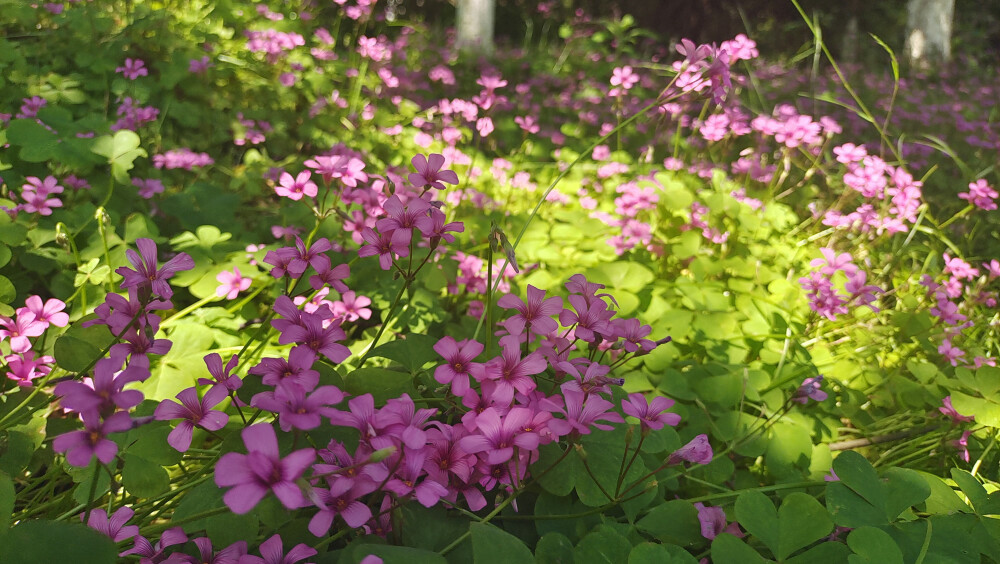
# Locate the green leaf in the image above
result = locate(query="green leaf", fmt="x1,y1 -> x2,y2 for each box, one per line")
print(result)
534,532 -> 575,564
0,244 -> 10,269
340,367 -> 416,404
470,522 -> 534,564
882,468 -> 930,520
950,469 -> 987,512
368,333 -> 441,373
735,490 -> 779,555
833,451 -> 884,508
776,493 -> 833,560
0,275 -> 14,304
636,500 -> 702,546
847,526 -> 904,564
765,422 -> 813,478
0,520 -> 117,564
784,541 -> 852,563
5,119 -> 59,162
573,525 -> 632,563
53,323 -> 114,373
91,130 -> 146,184
950,391 -> 1000,426
585,262 -> 654,293
628,543 -> 672,563
344,545 -> 446,564
205,511 -> 259,547
0,472 -> 14,536
0,431 -> 35,475
826,483 -> 888,528
710,532 -> 767,564
533,444 -> 579,497
122,454 -> 170,498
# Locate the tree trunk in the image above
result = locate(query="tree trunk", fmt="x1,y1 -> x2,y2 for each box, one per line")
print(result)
904,0 -> 955,68
456,0 -> 495,56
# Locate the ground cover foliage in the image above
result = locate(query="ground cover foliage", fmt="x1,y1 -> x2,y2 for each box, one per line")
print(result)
1,1 -> 999,562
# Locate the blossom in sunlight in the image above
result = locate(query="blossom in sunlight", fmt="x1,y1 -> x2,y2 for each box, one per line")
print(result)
409,154 -> 459,190
275,170 -> 318,201
240,534 -> 316,564
667,434 -> 713,466
83,507 -> 139,543
154,385 -> 229,452
622,393 -> 681,431
792,375 -> 828,404
216,266 -> 252,299
958,179 -> 998,211
115,238 -> 194,299
215,423 -> 315,514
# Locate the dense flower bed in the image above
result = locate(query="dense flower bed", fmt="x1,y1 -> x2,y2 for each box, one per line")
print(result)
0,2 -> 998,563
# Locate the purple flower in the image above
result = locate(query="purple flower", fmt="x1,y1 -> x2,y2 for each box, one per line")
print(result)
277,311 -> 351,365
308,480 -> 375,535
115,238 -> 194,300
54,358 -> 146,414
939,396 -> 975,423
116,58 -> 148,80
793,375 -> 828,404
154,386 -> 230,452
376,195 -> 433,237
666,434 -> 713,466
358,228 -> 410,270
82,506 -> 139,543
459,407 -> 541,464
198,353 -> 243,394
694,502 -> 741,540
239,534 -> 316,564
542,387 -> 623,437
310,257 -> 350,292
251,381 -> 344,432
53,411 -> 133,467
559,294 -> 614,343
166,537 -> 248,564
473,336 -> 546,404
214,424 -> 316,514
248,348 -> 319,391
622,393 -> 681,431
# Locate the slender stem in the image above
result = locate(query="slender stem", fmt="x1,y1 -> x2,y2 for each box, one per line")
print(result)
359,279 -> 408,364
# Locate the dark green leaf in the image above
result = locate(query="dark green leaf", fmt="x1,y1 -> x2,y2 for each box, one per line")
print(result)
0,472 -> 14,535
777,493 -> 833,560
0,521 -> 117,564
534,532 -> 575,564
636,500 -> 702,546
340,367 -> 416,404
53,323 -> 114,373
710,532 -> 767,564
573,525 -> 632,564
734,490 -> 779,555
847,526 -> 904,564
470,522 -> 534,564
122,454 -> 170,498
368,333 -> 442,373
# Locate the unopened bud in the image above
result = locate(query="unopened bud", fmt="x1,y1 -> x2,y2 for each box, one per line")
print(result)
54,224 -> 69,251
95,207 -> 111,226
368,446 -> 397,463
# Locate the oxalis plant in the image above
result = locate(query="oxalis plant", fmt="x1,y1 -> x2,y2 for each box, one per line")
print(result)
1,1 -> 999,563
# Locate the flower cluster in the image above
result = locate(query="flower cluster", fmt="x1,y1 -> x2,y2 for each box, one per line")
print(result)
52,239 -> 194,467
799,248 -> 881,321
1,295 -> 66,387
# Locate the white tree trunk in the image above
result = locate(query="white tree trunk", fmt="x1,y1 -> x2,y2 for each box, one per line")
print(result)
904,0 -> 955,68
456,0 -> 495,56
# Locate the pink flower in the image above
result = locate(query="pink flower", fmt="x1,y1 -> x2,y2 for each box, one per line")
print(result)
216,267 -> 252,299
54,358 -> 145,414
810,248 -> 857,276
433,337 -> 484,396
943,253 -> 979,281
4,351 -> 54,387
214,423 -> 316,513
622,393 -> 681,430
694,503 -> 742,540
497,285 -> 563,337
0,312 -> 46,353
376,195 -> 433,236
275,170 -> 318,201
408,154 -> 459,190
610,66 -> 639,91
958,179 -> 998,211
